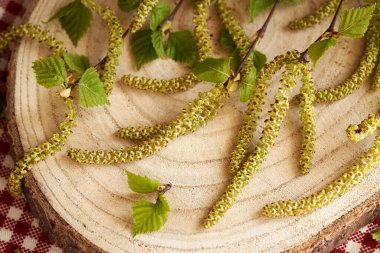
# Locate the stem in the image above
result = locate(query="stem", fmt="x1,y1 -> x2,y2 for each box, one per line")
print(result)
234,1 -> 278,76
157,0 -> 185,31
224,0 -> 279,88
95,0 -> 184,70
300,0 -> 345,61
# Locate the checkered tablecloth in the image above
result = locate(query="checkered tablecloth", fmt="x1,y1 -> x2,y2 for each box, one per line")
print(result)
0,0 -> 378,252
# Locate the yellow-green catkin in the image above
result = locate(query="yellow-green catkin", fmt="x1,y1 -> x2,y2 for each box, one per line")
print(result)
121,0 -> 213,93
0,24 -> 65,56
372,61 -> 380,90
369,6 -> 380,90
288,0 -> 340,30
298,64 -> 316,175
203,61 -> 304,228
9,98 -> 77,197
81,0 -> 123,95
129,0 -> 159,34
215,0 -> 253,94
121,73 -> 199,93
228,51 -> 299,175
68,85 -> 230,164
193,0 -> 213,62
312,18 -> 380,103
117,124 -> 167,140
263,114 -> 380,217
346,114 -> 380,142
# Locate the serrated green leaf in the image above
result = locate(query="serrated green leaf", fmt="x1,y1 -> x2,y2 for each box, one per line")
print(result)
307,38 -> 336,66
219,28 -> 236,53
131,29 -> 159,69
372,228 -> 380,242
166,30 -> 196,65
118,0 -> 141,12
193,58 -> 230,83
338,4 -> 375,38
50,0 -> 92,46
63,53 -> 90,76
132,194 -> 170,237
150,3 -> 170,31
32,56 -> 67,88
151,30 -> 165,58
78,67 -> 110,108
253,50 -> 267,72
249,0 -> 276,20
240,66 -> 257,102
126,171 -> 161,193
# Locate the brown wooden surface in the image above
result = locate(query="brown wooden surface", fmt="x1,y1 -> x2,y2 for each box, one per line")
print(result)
5,0 -> 380,252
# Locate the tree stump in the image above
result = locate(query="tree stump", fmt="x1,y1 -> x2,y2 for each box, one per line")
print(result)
6,0 -> 380,252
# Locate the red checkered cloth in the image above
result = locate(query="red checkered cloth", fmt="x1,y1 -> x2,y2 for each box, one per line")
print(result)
0,0 -> 378,253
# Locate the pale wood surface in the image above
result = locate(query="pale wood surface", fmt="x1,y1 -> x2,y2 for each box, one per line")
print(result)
6,0 -> 380,252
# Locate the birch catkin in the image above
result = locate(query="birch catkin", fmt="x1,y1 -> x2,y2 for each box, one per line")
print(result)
9,99 -> 77,197
298,65 -> 316,175
289,0 -> 341,30
312,18 -> 379,103
129,0 -> 160,34
68,85 -> 230,164
263,114 -> 380,217
81,0 -> 123,95
121,0 -> 213,93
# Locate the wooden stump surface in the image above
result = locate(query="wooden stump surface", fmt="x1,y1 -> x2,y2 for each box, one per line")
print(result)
5,0 -> 380,252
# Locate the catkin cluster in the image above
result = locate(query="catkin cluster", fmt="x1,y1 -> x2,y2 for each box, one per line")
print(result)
215,0 -> 254,95
228,52 -> 297,174
298,64 -> 316,174
0,24 -> 65,56
203,58 -> 305,228
81,0 -> 123,95
121,0 -> 213,93
67,85 -> 230,164
288,0 -> 341,30
263,114 -> 380,217
9,98 -> 77,197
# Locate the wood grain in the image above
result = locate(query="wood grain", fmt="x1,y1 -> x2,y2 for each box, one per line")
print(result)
5,0 -> 380,252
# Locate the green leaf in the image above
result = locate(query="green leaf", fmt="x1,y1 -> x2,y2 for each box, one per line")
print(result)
32,56 -> 67,88
307,38 -> 337,66
166,30 -> 197,65
131,29 -> 159,69
253,50 -> 267,72
150,3 -> 170,31
372,228 -> 380,242
240,66 -> 257,102
78,68 -> 110,108
151,31 -> 165,58
63,53 -> 90,76
219,28 -> 236,53
249,0 -> 276,20
230,50 -> 240,70
193,58 -> 231,83
132,194 -> 170,237
118,0 -> 141,12
49,0 -> 93,46
126,171 -> 161,193
338,4 -> 375,38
